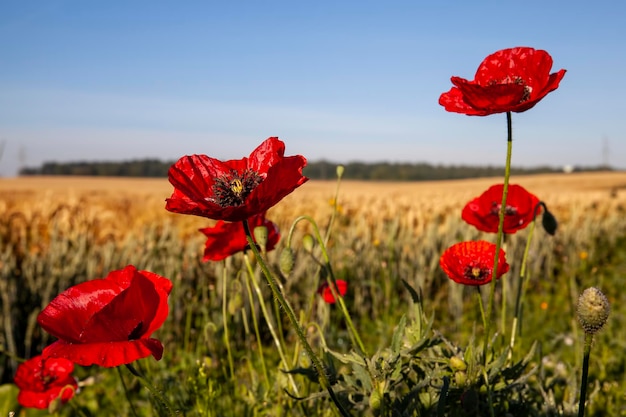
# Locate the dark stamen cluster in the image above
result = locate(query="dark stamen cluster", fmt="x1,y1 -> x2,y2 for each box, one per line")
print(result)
490,201 -> 518,216
464,263 -> 490,281
488,76 -> 530,102
211,169 -> 263,207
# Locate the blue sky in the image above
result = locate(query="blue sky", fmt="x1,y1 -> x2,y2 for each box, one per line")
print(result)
1,1 -> 625,176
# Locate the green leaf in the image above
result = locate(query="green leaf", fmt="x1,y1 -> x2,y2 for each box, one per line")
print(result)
0,383 -> 19,417
392,314 -> 407,354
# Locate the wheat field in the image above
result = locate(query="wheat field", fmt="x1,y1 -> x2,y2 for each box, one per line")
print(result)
1,171 -> 626,415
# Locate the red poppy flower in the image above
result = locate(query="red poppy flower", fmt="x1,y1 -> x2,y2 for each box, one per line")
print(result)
440,241 -> 509,286
462,184 -> 541,234
439,47 -> 566,116
14,355 -> 77,409
199,212 -> 280,261
166,137 -> 308,222
37,265 -> 173,367
318,280 -> 348,304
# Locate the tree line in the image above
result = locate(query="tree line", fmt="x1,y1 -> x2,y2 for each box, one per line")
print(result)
19,159 -> 605,181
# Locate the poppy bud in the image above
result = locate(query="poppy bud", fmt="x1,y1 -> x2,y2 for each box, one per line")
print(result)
449,356 -> 467,371
336,165 -> 345,179
540,202 -> 558,235
228,293 -> 243,316
577,287 -> 610,334
302,234 -> 315,252
280,248 -> 295,275
253,225 -> 268,249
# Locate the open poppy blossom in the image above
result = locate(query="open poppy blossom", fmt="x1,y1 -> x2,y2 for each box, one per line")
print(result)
37,265 -> 173,368
14,355 -> 77,410
440,241 -> 509,286
318,280 -> 348,304
439,47 -> 566,116
199,212 -> 280,261
462,184 -> 541,234
166,137 -> 308,222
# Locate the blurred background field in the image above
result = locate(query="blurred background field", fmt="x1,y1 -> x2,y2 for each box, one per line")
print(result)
1,171 -> 625,415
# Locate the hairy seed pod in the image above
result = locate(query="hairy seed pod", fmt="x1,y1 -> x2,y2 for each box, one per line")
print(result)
577,287 -> 610,334
279,248 -> 295,276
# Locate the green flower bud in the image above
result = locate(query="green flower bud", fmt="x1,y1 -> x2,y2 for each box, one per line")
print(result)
228,293 -> 243,316
454,371 -> 467,387
302,234 -> 315,252
449,356 -> 467,371
369,388 -> 382,410
280,248 -> 295,275
336,165 -> 345,179
253,225 -> 268,250
577,287 -> 610,334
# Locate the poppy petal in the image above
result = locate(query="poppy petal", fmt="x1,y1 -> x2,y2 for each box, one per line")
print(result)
43,338 -> 164,367
166,137 -> 308,222
440,47 -> 565,116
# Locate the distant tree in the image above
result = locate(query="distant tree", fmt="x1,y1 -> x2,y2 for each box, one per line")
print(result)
19,158 -> 611,180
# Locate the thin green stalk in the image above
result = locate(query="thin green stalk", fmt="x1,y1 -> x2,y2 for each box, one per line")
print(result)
500,237 -> 508,341
323,165 -> 344,245
476,286 -> 487,333
125,363 -> 178,416
241,258 -> 271,391
509,217 -> 537,354
286,215 -> 367,356
62,386 -> 90,417
118,366 -> 140,417
243,253 -> 300,395
578,333 -> 593,417
482,369 -> 495,417
483,111 -> 513,364
221,263 -> 235,379
243,220 -> 351,417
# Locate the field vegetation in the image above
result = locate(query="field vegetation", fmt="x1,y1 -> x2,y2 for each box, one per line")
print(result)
1,171 -> 625,416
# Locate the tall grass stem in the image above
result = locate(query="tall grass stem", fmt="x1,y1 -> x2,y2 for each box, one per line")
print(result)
243,220 -> 351,417
243,253 -> 300,395
287,215 -> 367,356
221,264 -> 235,379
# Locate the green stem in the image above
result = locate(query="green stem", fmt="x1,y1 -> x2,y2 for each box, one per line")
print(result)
483,111 -> 513,364
578,333 -> 593,417
500,237 -> 508,341
63,386 -> 90,417
482,369 -> 495,417
125,363 -> 177,416
476,286 -> 487,333
287,215 -> 367,356
243,220 -> 351,417
509,215 -> 537,355
241,257 -> 271,391
323,165 -> 344,246
221,263 -> 235,379
117,366 -> 140,417
243,253 -> 300,395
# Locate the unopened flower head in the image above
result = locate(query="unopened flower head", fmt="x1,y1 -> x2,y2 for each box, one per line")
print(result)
577,287 -> 610,334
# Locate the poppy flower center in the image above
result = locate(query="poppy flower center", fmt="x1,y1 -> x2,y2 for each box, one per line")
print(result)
464,263 -> 490,281
211,169 -> 263,207
490,202 -> 518,217
489,76 -> 531,102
